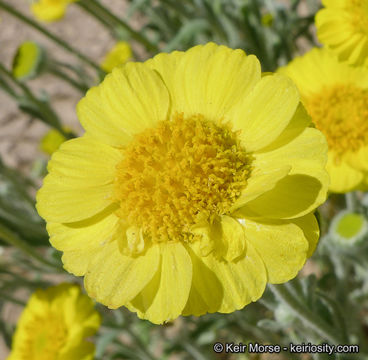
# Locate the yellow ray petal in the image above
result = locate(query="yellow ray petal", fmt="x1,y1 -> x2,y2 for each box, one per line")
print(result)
236,172 -> 328,219
145,50 -> 185,102
84,241 -> 160,309
219,215 -> 246,261
231,73 -> 300,152
182,246 -> 223,316
128,242 -> 192,324
36,136 -> 120,223
48,206 -> 120,252
292,213 -> 320,258
346,146 -> 368,172
327,152 -> 364,193
77,62 -> 170,147
193,242 -> 267,313
243,216 -> 312,284
235,127 -> 328,219
172,42 -> 261,122
231,164 -> 291,210
190,216 -> 247,261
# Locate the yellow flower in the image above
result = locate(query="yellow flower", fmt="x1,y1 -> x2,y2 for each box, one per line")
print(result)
40,128 -> 67,155
316,0 -> 368,66
101,41 -> 133,73
7,283 -> 100,360
279,47 -> 368,193
12,41 -> 45,80
31,0 -> 78,22
37,43 -> 328,324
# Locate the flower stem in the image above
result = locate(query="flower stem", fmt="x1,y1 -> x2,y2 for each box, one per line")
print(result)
0,63 -> 72,137
48,67 -> 89,93
76,1 -> 116,31
345,192 -> 360,212
0,223 -> 61,270
0,293 -> 26,307
0,1 -> 103,74
80,0 -> 159,53
269,283 -> 343,344
0,76 -> 18,98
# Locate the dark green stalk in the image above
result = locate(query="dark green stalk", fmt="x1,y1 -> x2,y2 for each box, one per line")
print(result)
0,63 -> 71,137
49,67 -> 89,93
83,0 -> 159,53
0,293 -> 26,307
0,76 -> 18,98
76,1 -> 116,31
270,284 -> 343,344
0,223 -> 60,270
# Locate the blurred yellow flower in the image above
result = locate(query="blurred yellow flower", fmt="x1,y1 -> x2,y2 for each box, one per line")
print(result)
7,283 -> 100,360
316,0 -> 368,66
37,43 -> 328,324
31,0 -> 78,22
12,41 -> 45,80
279,47 -> 368,193
101,41 -> 132,73
40,128 -> 67,155
330,210 -> 368,246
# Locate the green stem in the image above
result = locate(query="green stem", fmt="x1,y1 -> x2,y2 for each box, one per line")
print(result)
0,293 -> 26,307
0,223 -> 60,270
76,1 -> 116,31
0,76 -> 18,98
82,0 -> 159,53
0,63 -> 71,136
0,1 -> 103,74
269,284 -> 342,344
345,192 -> 359,212
182,342 -> 209,360
125,328 -> 156,360
49,67 -> 88,93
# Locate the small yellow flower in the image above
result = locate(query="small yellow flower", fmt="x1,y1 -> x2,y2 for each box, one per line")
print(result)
37,43 -> 328,324
316,0 -> 368,66
7,283 -> 100,360
40,128 -> 67,155
279,47 -> 368,193
101,41 -> 133,73
12,41 -> 45,80
261,13 -> 273,27
330,210 -> 368,246
31,0 -> 78,22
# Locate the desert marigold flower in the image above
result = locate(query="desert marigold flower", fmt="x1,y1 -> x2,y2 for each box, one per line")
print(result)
31,0 -> 78,22
101,41 -> 132,73
7,283 -> 100,360
279,47 -> 368,193
37,43 -> 328,324
316,0 -> 368,66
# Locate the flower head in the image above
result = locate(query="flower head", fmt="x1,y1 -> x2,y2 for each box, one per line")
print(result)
37,43 -> 328,324
7,283 -> 100,360
279,47 -> 368,193
101,41 -> 132,73
31,0 -> 78,22
316,0 -> 368,66
12,41 -> 45,80
330,210 -> 368,246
